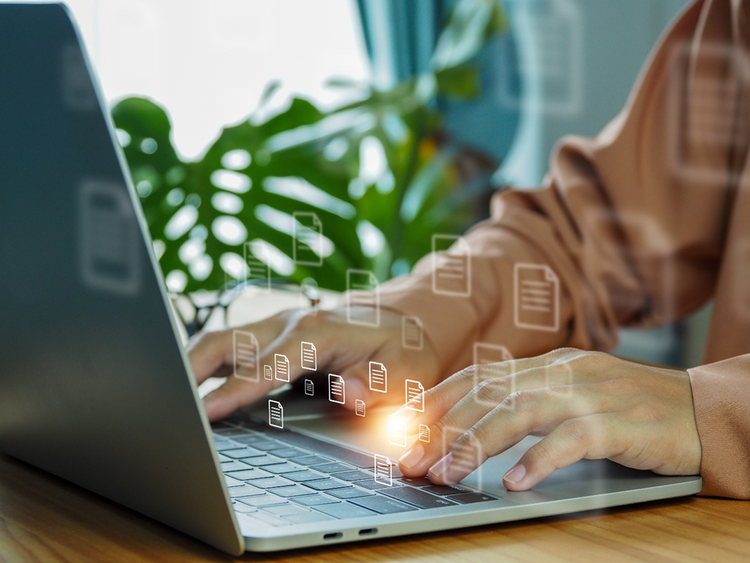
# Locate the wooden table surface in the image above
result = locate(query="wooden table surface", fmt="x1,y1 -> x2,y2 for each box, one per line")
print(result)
1,454 -> 748,562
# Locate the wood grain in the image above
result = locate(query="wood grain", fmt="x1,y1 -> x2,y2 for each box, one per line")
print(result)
1,454 -> 747,562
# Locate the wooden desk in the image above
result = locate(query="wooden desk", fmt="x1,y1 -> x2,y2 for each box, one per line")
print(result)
1,454 -> 748,562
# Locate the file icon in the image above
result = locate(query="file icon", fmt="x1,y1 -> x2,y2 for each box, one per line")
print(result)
374,454 -> 393,486
473,343 -> 514,406
514,263 -> 560,332
328,374 -> 345,404
368,361 -> 388,393
388,415 -> 407,447
419,424 -> 431,443
274,354 -> 290,383
304,379 -> 314,396
346,269 -> 380,327
233,330 -> 259,382
473,342 -> 513,366
402,316 -> 423,350
355,399 -> 366,417
293,212 -> 324,266
405,380 -> 425,412
301,341 -> 317,371
263,365 -> 273,381
432,234 -> 471,297
268,400 -> 284,429
244,241 -> 271,292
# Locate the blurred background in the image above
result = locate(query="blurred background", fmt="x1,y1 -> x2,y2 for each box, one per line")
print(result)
50,0 -> 708,369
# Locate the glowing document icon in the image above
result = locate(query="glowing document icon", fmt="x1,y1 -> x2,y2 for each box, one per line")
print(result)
419,424 -> 431,443
432,235 -> 471,297
293,212 -> 324,266
388,415 -> 407,447
263,365 -> 273,381
233,330 -> 259,382
369,361 -> 388,394
355,399 -> 366,417
268,400 -> 284,429
244,241 -> 271,292
405,380 -> 425,412
514,264 -> 560,332
473,343 -> 513,366
301,341 -> 317,371
304,379 -> 314,396
402,316 -> 424,350
274,354 -> 290,383
374,454 -> 393,486
346,270 -> 380,327
328,374 -> 345,404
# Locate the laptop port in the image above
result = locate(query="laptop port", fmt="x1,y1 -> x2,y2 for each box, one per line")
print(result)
359,528 -> 378,537
324,533 -> 343,541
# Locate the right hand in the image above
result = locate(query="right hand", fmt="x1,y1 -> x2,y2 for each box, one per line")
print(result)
188,307 -> 440,422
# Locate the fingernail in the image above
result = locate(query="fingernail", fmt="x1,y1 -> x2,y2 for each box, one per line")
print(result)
428,452 -> 453,479
503,464 -> 526,485
398,443 -> 425,469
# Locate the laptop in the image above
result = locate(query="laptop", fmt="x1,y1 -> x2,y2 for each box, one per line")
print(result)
0,3 -> 702,556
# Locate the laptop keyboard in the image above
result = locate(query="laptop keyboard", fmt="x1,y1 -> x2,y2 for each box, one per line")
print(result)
212,421 -> 499,528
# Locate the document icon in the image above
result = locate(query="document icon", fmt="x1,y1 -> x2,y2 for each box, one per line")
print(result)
233,330 -> 259,382
402,316 -> 423,350
432,234 -> 471,297
268,400 -> 284,429
347,270 -> 380,327
244,241 -> 271,292
405,380 -> 425,412
514,263 -> 560,332
293,212 -> 324,266
419,424 -> 431,443
374,454 -> 393,486
473,342 -> 513,366
369,361 -> 388,393
304,379 -> 314,396
388,415 -> 407,447
274,354 -> 290,383
328,374 -> 345,404
301,341 -> 317,371
355,399 -> 366,417
263,365 -> 273,381
473,343 -> 514,405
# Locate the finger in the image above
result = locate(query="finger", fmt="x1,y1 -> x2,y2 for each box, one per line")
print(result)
503,414 -> 620,491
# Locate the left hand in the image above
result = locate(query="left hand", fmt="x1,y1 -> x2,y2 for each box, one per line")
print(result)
395,348 -> 702,490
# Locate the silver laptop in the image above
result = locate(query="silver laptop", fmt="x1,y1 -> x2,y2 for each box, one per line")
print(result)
0,3 -> 701,556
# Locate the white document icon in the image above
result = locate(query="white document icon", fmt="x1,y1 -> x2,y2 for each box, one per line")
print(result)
268,400 -> 284,429
328,374 -> 345,404
432,235 -> 471,297
293,212 -> 324,266
263,365 -> 273,381
402,316 -> 423,350
274,354 -> 290,382
301,341 -> 317,371
388,415 -> 407,447
347,270 -> 380,327
514,263 -> 560,332
405,380 -> 425,412
374,454 -> 393,486
369,361 -> 388,393
419,424 -> 431,443
473,342 -> 513,366
304,379 -> 314,396
233,330 -> 259,382
355,399 -> 366,417
244,241 -> 271,292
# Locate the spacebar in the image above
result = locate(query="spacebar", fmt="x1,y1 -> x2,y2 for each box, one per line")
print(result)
272,431 -> 372,468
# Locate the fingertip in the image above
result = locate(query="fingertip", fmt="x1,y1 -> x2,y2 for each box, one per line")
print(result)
502,463 -> 531,490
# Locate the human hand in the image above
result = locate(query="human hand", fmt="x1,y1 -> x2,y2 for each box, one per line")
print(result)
188,307 -> 440,422
395,348 -> 702,491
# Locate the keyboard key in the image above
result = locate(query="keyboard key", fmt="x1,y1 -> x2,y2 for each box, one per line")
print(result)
244,511 -> 292,527
288,455 -> 332,466
220,461 -> 253,473
213,427 -> 249,437
270,485 -> 316,498
262,462 -> 304,475
229,435 -> 266,445
224,475 -> 244,487
225,468 -> 273,481
246,440 -> 286,451
380,487 -> 457,509
292,495 -> 341,507
240,455 -> 285,467
334,470 -> 373,482
272,447 -> 307,459
313,503 -> 377,520
400,477 -> 432,487
326,487 -> 374,500
312,462 -> 355,474
448,493 -> 499,504
303,479 -> 350,492
350,496 -> 418,515
222,448 -> 264,459
231,501 -> 257,514
215,441 -> 243,451
228,484 -> 263,498
283,512 -> 335,524
262,504 -> 310,517
252,476 -> 295,489
282,470 -> 327,483
271,432 -> 374,468
357,479 -> 402,491
238,494 -> 288,508
423,484 -> 473,496
217,454 -> 231,462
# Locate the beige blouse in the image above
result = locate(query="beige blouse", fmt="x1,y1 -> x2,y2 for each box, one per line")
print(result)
378,0 -> 750,498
